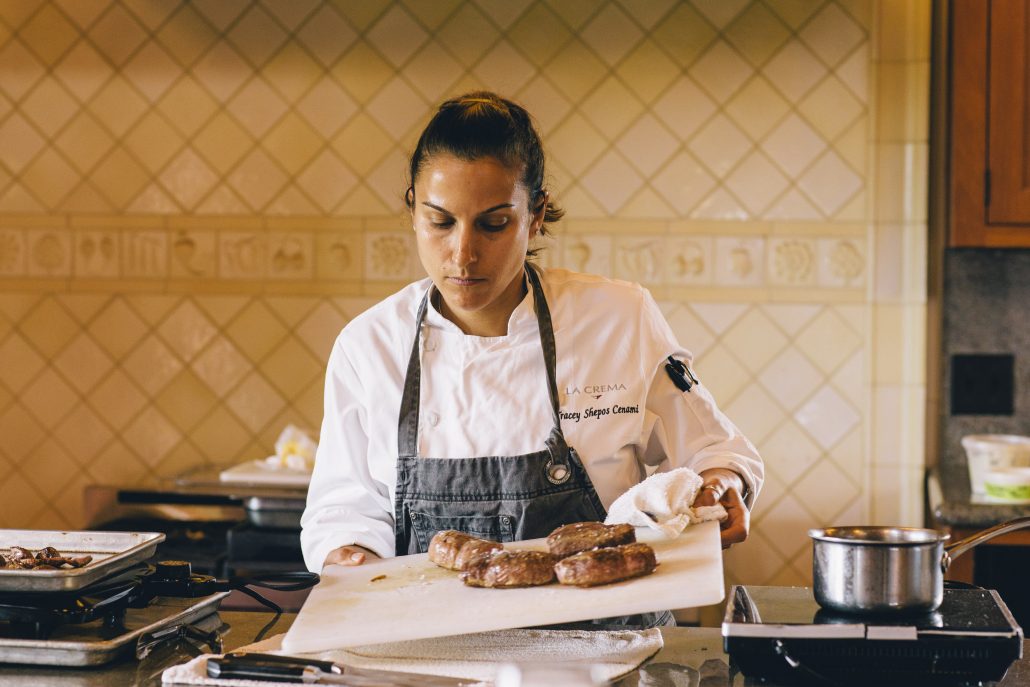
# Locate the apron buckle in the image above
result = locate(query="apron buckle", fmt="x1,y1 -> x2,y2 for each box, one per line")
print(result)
545,460 -> 571,485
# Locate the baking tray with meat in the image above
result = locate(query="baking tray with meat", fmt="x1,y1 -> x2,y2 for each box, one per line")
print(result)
0,530 -> 164,593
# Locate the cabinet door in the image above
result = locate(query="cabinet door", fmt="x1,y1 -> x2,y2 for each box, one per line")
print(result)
950,0 -> 1030,245
988,0 -> 1030,223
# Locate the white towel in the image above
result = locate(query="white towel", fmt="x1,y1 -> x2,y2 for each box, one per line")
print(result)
605,468 -> 727,539
161,629 -> 663,686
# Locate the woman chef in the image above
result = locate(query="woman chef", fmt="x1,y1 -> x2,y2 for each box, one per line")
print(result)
301,93 -> 763,621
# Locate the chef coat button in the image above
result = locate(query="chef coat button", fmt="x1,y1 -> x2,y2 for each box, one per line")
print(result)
426,412 -> 439,426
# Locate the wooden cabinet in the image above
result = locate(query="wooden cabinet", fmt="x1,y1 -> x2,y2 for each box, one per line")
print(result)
950,0 -> 1030,246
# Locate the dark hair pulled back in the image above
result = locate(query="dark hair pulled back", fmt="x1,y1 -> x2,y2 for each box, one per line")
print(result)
405,91 -> 564,238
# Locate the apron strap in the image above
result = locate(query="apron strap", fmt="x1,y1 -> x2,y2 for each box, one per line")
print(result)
397,290 -> 430,460
396,266 -> 572,471
525,265 -> 572,471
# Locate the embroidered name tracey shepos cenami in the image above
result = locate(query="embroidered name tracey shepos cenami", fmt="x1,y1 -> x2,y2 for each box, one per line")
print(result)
560,404 -> 639,423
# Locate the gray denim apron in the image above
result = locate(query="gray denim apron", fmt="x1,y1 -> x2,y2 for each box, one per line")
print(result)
394,265 -> 674,629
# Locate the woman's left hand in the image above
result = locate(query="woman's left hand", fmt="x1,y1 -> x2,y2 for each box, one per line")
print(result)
693,468 -> 750,549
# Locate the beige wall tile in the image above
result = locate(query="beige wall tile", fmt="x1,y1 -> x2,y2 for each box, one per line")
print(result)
21,367 -> 78,430
876,0 -> 930,62
23,77 -> 78,138
0,0 -> 933,593
873,304 -> 904,384
52,331 -> 114,393
87,368 -> 146,430
122,405 -> 181,468
874,224 -> 903,300
226,371 -> 286,433
53,403 -> 113,466
190,404 -> 253,467
155,368 -> 218,432
18,297 -> 78,356
0,403 -> 46,464
0,472 -> 46,527
122,334 -> 183,396
225,300 -> 289,362
0,331 -> 45,392
0,41 -> 46,103
155,439 -> 205,480
55,41 -> 113,103
21,5 -> 78,65
800,76 -> 863,140
726,384 -> 787,445
260,335 -> 322,399
794,457 -> 861,521
795,308 -> 863,375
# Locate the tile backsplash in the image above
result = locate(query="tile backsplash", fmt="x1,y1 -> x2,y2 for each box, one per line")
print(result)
0,0 -> 930,591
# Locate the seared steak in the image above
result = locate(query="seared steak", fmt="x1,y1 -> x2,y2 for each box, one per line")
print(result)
428,530 -> 503,571
427,530 -> 474,570
460,550 -> 557,588
454,538 -> 503,570
554,542 -> 657,587
546,522 -> 635,559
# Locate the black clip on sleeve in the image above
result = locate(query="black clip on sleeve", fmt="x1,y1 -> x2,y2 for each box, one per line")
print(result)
664,355 -> 693,393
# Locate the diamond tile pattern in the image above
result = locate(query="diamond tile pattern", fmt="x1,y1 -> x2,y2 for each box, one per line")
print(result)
0,292 -> 350,522
0,0 -> 866,221
0,0 -> 904,594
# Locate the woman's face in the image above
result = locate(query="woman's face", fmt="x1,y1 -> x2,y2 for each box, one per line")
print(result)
411,154 -> 544,334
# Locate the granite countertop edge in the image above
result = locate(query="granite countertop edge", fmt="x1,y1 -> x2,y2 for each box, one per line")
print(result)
930,465 -> 1030,528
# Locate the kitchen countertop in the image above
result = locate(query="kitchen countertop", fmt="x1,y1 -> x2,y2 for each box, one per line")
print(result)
125,466 -> 307,504
5,609 -> 1028,686
84,466 -> 308,533
929,465 -> 1030,529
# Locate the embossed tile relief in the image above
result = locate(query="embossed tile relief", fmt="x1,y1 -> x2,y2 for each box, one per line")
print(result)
0,223 -> 869,291
0,0 -> 931,593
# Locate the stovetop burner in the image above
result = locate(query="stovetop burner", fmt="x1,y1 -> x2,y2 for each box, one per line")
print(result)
723,585 -> 1024,686
0,560 -> 309,640
0,560 -> 319,667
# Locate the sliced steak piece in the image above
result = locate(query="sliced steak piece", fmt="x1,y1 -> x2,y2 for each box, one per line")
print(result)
427,530 -> 474,570
460,550 -> 557,588
546,522 -> 636,559
454,539 -> 503,571
428,530 -> 504,571
554,542 -> 657,587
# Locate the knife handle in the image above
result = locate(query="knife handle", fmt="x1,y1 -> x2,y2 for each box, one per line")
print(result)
207,655 -> 313,682
225,651 -> 339,674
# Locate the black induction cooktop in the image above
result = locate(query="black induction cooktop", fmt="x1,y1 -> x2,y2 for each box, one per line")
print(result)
722,585 -> 1024,686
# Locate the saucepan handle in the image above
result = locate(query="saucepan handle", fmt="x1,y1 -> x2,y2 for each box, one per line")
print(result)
941,515 -> 1030,573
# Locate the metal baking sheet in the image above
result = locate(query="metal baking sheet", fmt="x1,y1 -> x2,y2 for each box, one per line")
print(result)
244,496 -> 304,529
0,529 -> 165,593
0,592 -> 227,667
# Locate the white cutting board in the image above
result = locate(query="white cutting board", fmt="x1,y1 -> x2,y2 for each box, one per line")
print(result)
219,458 -> 311,487
281,521 -> 723,653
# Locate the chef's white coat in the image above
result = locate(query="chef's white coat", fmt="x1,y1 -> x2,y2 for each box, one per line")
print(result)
301,267 -> 763,571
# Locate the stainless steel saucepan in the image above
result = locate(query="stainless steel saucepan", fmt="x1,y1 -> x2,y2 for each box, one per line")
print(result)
808,516 -> 1030,614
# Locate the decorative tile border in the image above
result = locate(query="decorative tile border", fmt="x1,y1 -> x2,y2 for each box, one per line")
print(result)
0,219 -> 868,293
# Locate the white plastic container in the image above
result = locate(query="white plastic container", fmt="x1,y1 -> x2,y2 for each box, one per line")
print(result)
983,467 -> 1030,504
962,434 -> 1030,495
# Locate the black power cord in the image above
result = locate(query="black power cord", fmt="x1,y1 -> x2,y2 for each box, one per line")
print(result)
772,639 -> 844,687
225,571 -> 321,614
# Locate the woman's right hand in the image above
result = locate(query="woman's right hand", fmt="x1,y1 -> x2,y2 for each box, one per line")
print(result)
323,545 -> 380,569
